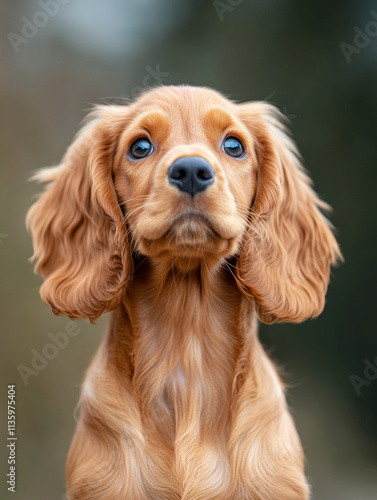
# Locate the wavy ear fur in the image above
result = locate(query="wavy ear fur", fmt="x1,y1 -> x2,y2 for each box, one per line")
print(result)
26,107 -> 132,321
236,103 -> 342,324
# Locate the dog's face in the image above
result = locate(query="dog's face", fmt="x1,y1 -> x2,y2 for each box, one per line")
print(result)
27,85 -> 341,322
113,87 -> 257,264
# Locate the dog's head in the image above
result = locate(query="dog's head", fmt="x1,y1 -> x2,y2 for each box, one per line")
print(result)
27,86 -> 341,323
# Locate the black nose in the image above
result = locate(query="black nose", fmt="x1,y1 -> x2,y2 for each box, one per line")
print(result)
168,157 -> 215,197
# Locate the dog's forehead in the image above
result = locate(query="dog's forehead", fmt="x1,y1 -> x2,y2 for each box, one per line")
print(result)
126,86 -> 241,137
132,86 -> 235,118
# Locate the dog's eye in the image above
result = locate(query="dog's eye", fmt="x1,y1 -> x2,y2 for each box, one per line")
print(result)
129,138 -> 153,159
222,136 -> 244,158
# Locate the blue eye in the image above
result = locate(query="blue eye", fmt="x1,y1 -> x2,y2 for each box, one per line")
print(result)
222,136 -> 244,158
129,138 -> 153,159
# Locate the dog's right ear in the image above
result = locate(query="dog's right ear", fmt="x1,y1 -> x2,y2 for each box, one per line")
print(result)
26,107 -> 133,321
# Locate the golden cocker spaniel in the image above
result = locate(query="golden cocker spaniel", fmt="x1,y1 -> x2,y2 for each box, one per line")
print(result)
27,86 -> 341,499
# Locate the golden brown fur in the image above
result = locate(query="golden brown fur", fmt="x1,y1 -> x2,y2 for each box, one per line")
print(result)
27,86 -> 341,499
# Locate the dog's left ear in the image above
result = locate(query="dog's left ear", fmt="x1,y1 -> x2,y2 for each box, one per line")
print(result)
236,102 -> 342,324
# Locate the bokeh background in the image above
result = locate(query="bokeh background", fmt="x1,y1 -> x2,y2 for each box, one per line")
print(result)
1,1 -> 376,498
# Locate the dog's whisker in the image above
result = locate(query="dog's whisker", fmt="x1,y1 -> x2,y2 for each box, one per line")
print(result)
122,200 -> 163,226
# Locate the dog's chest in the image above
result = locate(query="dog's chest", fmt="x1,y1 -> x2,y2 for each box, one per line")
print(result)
134,314 -> 237,437
128,268 -> 242,444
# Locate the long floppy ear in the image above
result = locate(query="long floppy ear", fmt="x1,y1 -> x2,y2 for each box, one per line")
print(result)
26,107 -> 132,321
236,103 -> 342,324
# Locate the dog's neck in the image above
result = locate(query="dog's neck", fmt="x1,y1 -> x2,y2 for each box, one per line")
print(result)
111,256 -> 257,445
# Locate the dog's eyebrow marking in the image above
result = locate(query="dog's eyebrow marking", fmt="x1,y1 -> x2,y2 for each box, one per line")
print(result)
202,108 -> 248,145
203,108 -> 236,132
132,111 -> 170,134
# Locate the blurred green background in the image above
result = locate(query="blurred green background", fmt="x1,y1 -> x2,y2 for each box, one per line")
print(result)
1,1 -> 376,498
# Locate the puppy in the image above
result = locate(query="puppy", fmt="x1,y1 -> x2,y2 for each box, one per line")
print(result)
27,86 -> 341,499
